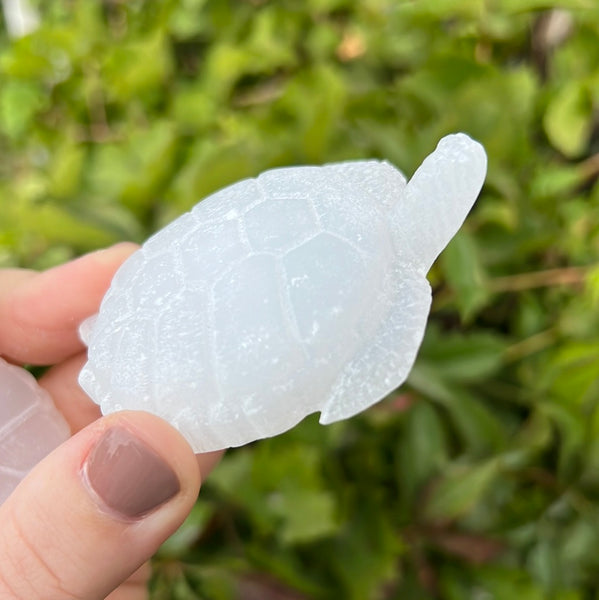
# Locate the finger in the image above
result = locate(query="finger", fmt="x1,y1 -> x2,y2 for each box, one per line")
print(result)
0,243 -> 138,365
105,564 -> 151,600
39,352 -> 101,434
0,411 -> 201,600
196,449 -> 224,476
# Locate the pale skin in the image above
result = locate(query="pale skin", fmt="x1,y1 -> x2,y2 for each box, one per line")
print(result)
0,243 -> 222,600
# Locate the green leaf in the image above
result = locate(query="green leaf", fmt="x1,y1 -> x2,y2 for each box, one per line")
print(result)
545,342 -> 599,406
500,411 -> 553,470
558,516 -> 599,587
277,65 -> 346,161
500,0 -> 593,14
418,325 -> 507,382
210,442 -> 340,543
327,506 -> 404,600
439,229 -> 489,322
472,565 -> 547,599
167,140 -> 255,211
400,0 -> 485,20
246,545 -> 329,597
271,489 -> 338,545
102,32 -> 173,103
47,139 -> 86,199
440,563 -> 562,600
88,120 -> 178,214
168,0 -> 209,38
408,364 -> 507,454
208,449 -> 253,499
397,400 -> 449,504
539,402 -> 586,482
584,264 -> 599,307
544,81 -> 592,158
425,458 -> 500,521
0,80 -> 46,140
1,198 -> 121,250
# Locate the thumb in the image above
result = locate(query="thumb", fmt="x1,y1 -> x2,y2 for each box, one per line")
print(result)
0,411 -> 201,600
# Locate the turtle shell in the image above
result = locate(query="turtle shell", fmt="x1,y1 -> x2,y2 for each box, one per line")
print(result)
80,134 -> 487,453
80,161 -> 413,451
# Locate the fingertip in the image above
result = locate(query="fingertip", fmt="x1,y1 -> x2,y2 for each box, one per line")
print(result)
39,352 -> 101,433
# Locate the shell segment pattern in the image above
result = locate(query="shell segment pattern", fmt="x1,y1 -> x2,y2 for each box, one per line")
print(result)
79,133 -> 487,453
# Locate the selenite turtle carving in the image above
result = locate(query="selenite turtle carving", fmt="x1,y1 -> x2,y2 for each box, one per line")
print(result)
0,357 -> 70,505
79,133 -> 487,453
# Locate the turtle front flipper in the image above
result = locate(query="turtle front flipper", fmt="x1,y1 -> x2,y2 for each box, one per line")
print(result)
319,269 -> 431,425
392,133 -> 487,275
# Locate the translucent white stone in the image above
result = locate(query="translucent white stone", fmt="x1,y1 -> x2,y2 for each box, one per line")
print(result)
79,133 -> 487,453
0,357 -> 70,505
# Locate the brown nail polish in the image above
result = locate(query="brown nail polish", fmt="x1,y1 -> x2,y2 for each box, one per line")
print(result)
83,427 -> 180,519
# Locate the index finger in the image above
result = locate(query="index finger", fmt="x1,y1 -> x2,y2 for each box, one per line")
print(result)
0,243 -> 138,365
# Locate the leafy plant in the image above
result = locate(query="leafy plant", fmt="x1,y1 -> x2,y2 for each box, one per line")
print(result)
2,0 -> 599,597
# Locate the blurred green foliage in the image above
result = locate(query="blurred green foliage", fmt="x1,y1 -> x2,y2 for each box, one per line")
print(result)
2,0 -> 599,598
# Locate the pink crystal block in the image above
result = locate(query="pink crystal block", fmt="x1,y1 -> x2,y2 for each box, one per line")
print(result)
0,357 -> 70,505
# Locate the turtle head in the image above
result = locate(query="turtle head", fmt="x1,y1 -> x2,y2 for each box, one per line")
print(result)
391,133 -> 487,274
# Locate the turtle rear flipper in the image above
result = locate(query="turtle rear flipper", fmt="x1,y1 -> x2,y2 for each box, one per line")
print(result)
319,271 -> 431,424
393,133 -> 487,275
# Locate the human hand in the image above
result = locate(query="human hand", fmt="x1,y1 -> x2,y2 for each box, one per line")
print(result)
0,244 -> 221,599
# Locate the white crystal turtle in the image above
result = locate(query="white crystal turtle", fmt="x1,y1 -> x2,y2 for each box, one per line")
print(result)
0,357 -> 70,505
79,133 -> 487,453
